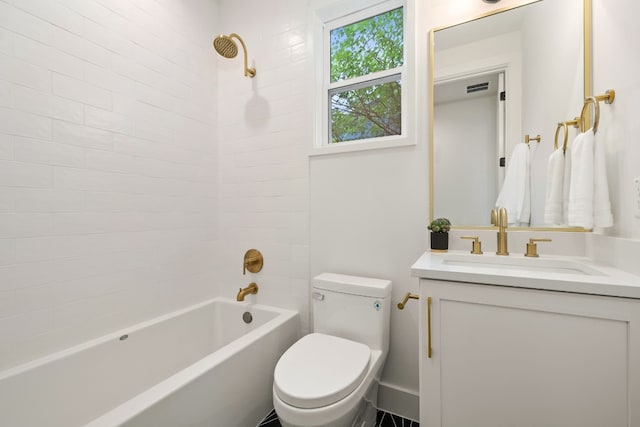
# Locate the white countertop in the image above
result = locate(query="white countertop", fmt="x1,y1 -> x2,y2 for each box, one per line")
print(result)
411,250 -> 640,299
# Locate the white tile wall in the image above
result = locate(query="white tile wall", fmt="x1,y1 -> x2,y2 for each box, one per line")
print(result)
0,0 -> 219,370
216,0 -> 312,333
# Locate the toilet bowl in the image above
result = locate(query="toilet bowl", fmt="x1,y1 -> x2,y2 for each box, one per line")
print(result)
273,273 -> 391,427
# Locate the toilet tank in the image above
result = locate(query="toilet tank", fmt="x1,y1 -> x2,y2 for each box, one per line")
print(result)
312,273 -> 392,354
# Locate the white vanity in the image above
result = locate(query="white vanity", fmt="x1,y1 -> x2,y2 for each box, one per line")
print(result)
412,251 -> 640,427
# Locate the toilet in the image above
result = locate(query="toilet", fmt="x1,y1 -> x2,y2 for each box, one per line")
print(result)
273,273 -> 392,427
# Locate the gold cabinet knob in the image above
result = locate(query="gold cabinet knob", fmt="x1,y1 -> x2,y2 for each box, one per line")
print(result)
460,236 -> 483,254
525,238 -> 552,257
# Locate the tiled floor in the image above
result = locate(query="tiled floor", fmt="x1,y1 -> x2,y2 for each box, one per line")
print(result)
257,408 -> 419,427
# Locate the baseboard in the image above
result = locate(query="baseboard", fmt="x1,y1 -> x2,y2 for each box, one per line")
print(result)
377,381 -> 420,422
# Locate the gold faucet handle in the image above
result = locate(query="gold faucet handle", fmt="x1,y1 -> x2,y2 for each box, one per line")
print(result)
243,249 -> 263,275
525,238 -> 552,257
460,236 -> 483,254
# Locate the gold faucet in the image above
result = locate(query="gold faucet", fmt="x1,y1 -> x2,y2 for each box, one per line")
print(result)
491,207 -> 509,256
237,282 -> 258,301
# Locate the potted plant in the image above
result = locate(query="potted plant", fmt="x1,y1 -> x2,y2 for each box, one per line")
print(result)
428,218 -> 451,252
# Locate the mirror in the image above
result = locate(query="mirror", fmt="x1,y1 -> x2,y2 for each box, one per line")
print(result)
429,0 -> 591,229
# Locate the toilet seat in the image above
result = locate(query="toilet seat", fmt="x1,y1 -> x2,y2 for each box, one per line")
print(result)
274,333 -> 371,409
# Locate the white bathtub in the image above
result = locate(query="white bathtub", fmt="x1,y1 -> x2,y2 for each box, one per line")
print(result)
0,297 -> 299,427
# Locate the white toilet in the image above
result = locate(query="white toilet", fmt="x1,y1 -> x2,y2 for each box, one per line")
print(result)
273,273 -> 392,427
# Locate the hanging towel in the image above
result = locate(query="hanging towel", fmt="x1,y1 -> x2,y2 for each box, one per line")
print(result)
562,133 -> 577,225
496,143 -> 530,225
568,129 -> 594,228
593,130 -> 614,227
544,146 -> 565,225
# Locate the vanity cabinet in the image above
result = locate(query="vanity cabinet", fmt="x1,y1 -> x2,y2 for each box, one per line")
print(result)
419,279 -> 640,427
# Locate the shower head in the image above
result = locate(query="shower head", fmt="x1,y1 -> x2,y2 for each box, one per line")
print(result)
213,33 -> 256,78
213,35 -> 238,59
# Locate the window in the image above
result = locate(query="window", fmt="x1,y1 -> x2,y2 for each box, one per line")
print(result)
313,0 -> 411,154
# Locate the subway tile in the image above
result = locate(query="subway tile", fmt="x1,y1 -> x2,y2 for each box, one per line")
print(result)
0,160 -> 53,188
0,213 -> 55,239
52,73 -> 112,110
0,2 -> 57,47
13,86 -> 84,124
0,27 -> 11,56
85,105 -> 135,135
13,136 -> 85,167
0,239 -> 15,266
0,290 -> 16,318
0,80 -> 11,107
53,120 -> 114,151
12,34 -> 85,81
0,187 -> 14,213
0,54 -> 51,92
86,149 -> 137,174
13,188 -> 83,213
0,108 -> 52,140
54,166 -> 113,192
12,0 -> 85,37
0,133 -> 12,160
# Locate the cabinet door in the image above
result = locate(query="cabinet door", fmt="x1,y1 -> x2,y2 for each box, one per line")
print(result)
419,279 -> 640,427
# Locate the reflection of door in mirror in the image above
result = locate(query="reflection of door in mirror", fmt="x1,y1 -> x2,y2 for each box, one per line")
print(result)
430,0 -> 588,229
434,70 -> 506,226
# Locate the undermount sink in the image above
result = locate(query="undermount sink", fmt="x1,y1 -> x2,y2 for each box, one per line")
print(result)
440,253 -> 606,276
411,250 -> 640,299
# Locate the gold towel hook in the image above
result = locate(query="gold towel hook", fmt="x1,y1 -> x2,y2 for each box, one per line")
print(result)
580,96 -> 600,133
525,134 -> 541,145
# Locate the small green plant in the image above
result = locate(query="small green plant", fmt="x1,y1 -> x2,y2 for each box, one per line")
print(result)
428,218 -> 451,233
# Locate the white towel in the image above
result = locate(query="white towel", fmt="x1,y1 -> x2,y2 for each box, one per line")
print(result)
496,143 -> 530,225
562,133 -> 576,225
568,129 -> 595,228
593,130 -> 614,227
544,147 -> 565,225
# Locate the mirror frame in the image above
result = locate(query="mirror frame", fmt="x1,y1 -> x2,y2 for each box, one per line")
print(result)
428,0 -> 592,231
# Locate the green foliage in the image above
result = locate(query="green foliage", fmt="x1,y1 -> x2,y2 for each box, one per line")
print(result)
329,7 -> 403,143
428,218 -> 451,233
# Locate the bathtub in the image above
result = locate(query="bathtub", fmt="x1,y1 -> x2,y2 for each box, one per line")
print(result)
0,297 -> 299,427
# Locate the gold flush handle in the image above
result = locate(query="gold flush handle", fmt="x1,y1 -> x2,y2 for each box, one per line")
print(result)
525,238 -> 552,258
243,249 -> 263,275
397,292 -> 419,310
460,236 -> 483,254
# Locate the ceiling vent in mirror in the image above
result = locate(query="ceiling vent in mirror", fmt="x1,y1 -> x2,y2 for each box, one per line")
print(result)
466,82 -> 490,94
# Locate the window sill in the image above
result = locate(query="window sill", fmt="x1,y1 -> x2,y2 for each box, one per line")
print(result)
309,135 -> 415,157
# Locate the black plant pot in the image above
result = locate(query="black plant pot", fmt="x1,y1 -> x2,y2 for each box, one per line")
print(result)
430,232 -> 449,252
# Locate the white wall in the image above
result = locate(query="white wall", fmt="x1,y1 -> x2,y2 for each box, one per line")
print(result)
592,0 -> 640,238
215,0 -> 312,332
0,0 -> 219,370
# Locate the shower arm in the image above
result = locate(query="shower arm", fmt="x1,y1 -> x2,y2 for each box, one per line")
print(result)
229,33 -> 256,78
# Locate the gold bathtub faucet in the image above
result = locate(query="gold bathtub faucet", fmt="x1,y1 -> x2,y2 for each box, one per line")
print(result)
491,207 -> 509,256
237,282 -> 258,301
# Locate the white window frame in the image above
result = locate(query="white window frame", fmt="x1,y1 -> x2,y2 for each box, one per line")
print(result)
311,0 -> 415,156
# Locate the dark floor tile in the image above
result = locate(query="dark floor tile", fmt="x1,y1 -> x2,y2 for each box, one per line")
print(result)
258,409 -> 282,427
259,407 -> 417,427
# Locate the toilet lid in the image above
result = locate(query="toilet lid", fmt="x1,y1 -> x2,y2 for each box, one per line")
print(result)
274,333 -> 371,409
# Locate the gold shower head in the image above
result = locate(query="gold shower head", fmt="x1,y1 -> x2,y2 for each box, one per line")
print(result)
213,33 -> 256,78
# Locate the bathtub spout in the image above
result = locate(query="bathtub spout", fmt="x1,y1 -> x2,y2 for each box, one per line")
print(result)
237,283 -> 258,301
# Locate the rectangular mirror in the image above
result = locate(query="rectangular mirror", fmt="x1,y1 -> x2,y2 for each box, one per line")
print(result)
429,0 -> 591,230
